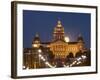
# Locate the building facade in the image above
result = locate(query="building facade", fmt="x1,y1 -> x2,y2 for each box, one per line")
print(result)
32,20 -> 85,58
23,20 -> 88,69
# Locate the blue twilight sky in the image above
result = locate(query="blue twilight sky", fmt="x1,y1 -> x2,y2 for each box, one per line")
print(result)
23,10 -> 91,48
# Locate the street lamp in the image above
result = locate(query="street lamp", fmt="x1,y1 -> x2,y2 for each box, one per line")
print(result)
38,49 -> 42,68
38,49 -> 42,53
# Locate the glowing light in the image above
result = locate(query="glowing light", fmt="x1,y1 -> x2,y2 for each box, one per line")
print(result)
82,55 -> 87,59
77,57 -> 81,61
70,64 -> 73,67
65,36 -> 70,42
63,64 -> 70,67
45,62 -> 55,68
38,49 -> 42,53
38,52 -> 55,68
23,66 -> 26,69
72,61 -> 77,65
33,44 -> 38,47
39,54 -> 42,57
77,61 -> 81,64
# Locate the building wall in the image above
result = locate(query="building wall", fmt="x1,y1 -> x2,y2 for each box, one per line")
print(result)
49,41 -> 83,58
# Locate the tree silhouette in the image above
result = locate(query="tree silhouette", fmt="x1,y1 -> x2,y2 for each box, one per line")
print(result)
68,52 -> 74,58
55,58 -> 63,67
75,50 -> 82,58
65,52 -> 74,64
48,50 -> 55,62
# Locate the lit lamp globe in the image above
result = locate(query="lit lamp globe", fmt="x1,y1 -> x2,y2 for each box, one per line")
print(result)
65,37 -> 70,42
38,49 -> 42,53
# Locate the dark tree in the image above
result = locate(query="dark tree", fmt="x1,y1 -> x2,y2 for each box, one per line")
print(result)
68,52 -> 74,58
65,52 -> 74,64
75,50 -> 82,58
55,58 -> 63,67
48,50 -> 55,62
84,50 -> 91,66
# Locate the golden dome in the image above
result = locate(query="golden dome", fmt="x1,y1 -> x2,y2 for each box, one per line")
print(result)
53,20 -> 64,33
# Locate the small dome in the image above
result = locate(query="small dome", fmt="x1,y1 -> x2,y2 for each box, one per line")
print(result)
32,33 -> 41,44
77,34 -> 84,41
53,20 -> 64,33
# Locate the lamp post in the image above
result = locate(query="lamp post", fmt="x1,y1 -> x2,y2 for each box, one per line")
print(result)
38,49 -> 42,68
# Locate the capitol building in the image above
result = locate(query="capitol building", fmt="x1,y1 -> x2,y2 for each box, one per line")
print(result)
23,20 -> 90,69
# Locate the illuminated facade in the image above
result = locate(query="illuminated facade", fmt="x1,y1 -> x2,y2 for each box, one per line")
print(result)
49,20 -> 85,58
32,20 -> 85,58
23,20 -> 89,69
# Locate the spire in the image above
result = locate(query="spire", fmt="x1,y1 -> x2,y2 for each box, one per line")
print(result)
58,20 -> 61,24
35,33 -> 39,37
78,34 -> 82,37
